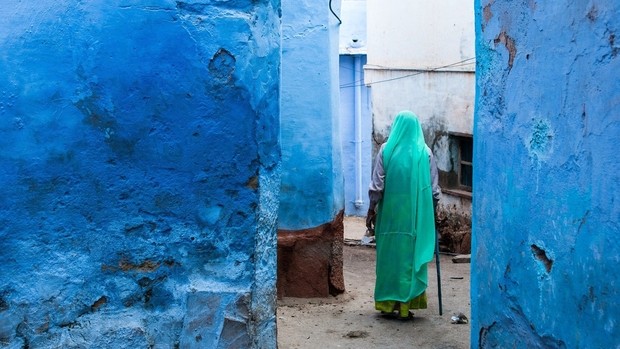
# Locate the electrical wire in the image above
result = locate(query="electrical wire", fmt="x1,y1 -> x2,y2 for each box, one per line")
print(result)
339,59 -> 475,83
340,57 -> 476,89
363,57 -> 475,71
329,0 -> 342,25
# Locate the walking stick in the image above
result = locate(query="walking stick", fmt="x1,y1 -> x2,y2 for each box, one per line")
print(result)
435,227 -> 443,316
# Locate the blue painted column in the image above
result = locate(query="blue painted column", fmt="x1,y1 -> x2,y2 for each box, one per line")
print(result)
473,1 -> 620,347
0,1 -> 280,347
278,0 -> 345,297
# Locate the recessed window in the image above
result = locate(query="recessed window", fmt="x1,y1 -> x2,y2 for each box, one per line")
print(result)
458,136 -> 473,190
442,132 -> 473,194
438,132 -> 473,199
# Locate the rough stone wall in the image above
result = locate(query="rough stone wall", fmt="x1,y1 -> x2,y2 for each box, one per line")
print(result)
473,1 -> 620,348
278,0 -> 345,297
0,1 -> 280,348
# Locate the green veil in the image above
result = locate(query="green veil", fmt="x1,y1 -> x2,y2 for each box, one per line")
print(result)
374,111 -> 436,304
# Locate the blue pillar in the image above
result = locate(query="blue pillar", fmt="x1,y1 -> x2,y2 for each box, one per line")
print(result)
278,0 -> 345,297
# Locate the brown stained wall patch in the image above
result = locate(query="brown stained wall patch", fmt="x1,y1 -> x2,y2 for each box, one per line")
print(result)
531,244 -> 553,273
91,296 -> 108,312
246,175 -> 258,190
494,31 -> 517,70
119,259 -> 160,272
483,4 -> 493,25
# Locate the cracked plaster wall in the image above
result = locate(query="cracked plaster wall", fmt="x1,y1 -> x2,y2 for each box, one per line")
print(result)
472,1 -> 620,348
0,1 -> 280,347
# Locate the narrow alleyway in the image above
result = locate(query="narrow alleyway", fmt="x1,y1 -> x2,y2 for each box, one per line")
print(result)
277,217 -> 471,349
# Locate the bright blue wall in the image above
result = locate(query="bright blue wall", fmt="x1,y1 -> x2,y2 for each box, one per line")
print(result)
279,0 -> 344,230
473,1 -> 620,347
0,1 -> 280,347
339,55 -> 372,216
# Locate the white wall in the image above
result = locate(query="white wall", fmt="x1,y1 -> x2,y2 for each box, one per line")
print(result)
339,0 -> 367,54
365,69 -> 474,177
366,70 -> 474,137
366,0 -> 475,70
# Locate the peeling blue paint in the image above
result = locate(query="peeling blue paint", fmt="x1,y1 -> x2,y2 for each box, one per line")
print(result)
473,1 -> 620,348
0,1 -> 280,347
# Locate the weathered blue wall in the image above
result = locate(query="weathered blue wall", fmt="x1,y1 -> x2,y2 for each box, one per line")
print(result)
473,1 -> 620,348
279,0 -> 344,230
0,1 -> 280,347
339,55 -> 372,216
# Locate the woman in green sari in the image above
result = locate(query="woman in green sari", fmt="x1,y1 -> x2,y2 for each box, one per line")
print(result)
366,111 -> 438,319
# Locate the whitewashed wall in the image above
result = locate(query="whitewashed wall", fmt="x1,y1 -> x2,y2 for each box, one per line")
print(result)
339,0 -> 367,55
366,0 -> 475,70
365,0 -> 476,218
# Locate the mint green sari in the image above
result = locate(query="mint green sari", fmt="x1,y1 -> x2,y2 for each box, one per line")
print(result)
374,111 -> 436,318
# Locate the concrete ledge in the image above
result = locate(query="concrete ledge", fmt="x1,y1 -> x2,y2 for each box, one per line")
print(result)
442,188 -> 473,200
452,254 -> 471,264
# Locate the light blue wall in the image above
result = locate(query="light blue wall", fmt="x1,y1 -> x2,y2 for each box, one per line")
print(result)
0,1 -> 280,347
472,1 -> 620,348
339,55 -> 372,216
280,0 -> 344,230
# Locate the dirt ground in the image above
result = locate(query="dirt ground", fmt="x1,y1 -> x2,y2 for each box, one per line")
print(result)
277,217 -> 471,349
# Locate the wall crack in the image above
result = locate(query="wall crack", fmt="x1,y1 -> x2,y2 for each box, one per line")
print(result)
531,244 -> 553,273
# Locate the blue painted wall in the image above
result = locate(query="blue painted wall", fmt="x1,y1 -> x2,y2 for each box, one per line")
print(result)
0,1 -> 280,347
280,0 -> 344,230
473,1 -> 620,347
339,55 -> 372,216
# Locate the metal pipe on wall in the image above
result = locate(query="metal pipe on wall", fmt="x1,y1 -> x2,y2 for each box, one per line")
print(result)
354,55 -> 364,209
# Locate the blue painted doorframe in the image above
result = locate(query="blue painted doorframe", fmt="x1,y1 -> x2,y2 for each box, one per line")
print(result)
339,54 -> 372,216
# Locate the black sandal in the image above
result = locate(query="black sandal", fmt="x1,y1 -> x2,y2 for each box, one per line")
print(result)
398,311 -> 414,320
